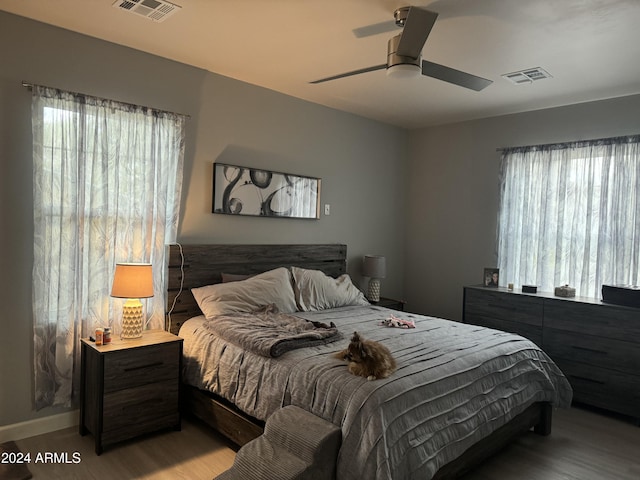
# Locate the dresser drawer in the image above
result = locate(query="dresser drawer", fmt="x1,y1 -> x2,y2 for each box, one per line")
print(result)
104,343 -> 180,392
464,314 -> 543,346
553,358 -> 640,418
544,299 -> 640,342
544,328 -> 640,376
464,288 -> 543,326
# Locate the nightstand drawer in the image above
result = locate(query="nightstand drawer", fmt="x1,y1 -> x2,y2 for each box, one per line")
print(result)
104,342 -> 180,392
102,381 -> 179,446
103,380 -> 179,432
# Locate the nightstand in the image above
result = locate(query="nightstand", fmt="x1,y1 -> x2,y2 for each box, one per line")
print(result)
79,329 -> 183,454
374,297 -> 406,311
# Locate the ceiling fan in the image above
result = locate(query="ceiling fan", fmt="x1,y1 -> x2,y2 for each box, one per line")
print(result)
310,6 -> 492,91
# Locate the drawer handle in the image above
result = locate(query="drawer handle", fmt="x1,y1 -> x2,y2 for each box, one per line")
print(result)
487,302 -> 517,311
124,361 -> 164,372
568,375 -> 605,385
570,346 -> 608,355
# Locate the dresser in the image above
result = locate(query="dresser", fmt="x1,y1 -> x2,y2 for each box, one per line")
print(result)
463,286 -> 640,419
79,330 -> 183,454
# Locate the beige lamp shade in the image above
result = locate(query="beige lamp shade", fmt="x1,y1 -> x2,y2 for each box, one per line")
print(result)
111,263 -> 154,298
111,263 -> 153,339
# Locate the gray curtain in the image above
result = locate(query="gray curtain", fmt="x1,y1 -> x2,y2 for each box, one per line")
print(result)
31,86 -> 186,409
497,135 -> 640,297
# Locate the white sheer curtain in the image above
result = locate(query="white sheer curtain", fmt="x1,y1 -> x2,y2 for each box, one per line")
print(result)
32,86 -> 185,409
497,136 -> 640,298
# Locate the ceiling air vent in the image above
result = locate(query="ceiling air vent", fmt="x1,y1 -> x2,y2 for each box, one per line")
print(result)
113,0 -> 181,23
502,67 -> 552,85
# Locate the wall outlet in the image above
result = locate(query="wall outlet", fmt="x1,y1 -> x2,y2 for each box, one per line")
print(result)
324,204 -> 331,215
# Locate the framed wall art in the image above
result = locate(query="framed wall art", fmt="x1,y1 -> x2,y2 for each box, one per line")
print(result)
212,163 -> 321,219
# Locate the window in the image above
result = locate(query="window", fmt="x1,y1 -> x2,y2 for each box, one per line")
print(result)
497,136 -> 640,298
32,86 -> 186,408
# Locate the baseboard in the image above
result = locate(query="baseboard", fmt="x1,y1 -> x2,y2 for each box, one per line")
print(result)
0,410 -> 79,443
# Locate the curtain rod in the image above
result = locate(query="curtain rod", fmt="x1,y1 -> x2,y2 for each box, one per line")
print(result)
496,133 -> 640,152
22,80 -> 191,119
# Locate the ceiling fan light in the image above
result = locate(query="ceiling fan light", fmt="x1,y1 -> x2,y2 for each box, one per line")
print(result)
386,64 -> 420,79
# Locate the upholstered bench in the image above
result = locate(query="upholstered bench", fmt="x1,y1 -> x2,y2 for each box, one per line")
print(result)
215,405 -> 342,480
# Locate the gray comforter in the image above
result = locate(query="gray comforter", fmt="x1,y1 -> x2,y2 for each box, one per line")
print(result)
180,305 -> 572,480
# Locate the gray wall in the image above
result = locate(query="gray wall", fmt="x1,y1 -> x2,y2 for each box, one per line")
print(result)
405,95 -> 640,321
0,12 -> 407,426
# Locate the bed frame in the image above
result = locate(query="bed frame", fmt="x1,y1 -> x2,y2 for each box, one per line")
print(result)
165,243 -> 552,478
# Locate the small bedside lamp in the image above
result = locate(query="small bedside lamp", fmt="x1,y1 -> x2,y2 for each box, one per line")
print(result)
363,255 -> 386,303
111,263 -> 154,339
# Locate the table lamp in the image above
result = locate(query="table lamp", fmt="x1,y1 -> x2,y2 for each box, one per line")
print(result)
111,263 -> 154,339
363,255 -> 386,302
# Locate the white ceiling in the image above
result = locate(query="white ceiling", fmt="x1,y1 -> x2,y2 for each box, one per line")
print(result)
2,0 -> 640,129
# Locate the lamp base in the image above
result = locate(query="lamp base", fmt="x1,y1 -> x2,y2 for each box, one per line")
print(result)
121,299 -> 144,339
367,278 -> 381,303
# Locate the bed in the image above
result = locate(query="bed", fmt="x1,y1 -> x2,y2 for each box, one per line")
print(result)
166,244 -> 572,480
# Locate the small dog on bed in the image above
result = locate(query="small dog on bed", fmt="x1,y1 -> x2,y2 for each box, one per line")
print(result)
334,332 -> 396,381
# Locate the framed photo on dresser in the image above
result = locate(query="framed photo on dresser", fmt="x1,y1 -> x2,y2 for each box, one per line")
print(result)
483,268 -> 499,287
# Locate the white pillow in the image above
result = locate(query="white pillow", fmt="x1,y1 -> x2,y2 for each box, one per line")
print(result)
291,266 -> 369,311
191,267 -> 297,319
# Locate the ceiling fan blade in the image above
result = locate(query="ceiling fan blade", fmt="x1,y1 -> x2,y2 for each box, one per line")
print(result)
353,20 -> 398,38
421,60 -> 493,91
396,7 -> 438,59
310,64 -> 387,84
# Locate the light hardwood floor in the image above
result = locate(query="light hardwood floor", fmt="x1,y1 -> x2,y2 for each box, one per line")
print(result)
462,407 -> 640,480
15,415 -> 236,479
15,407 -> 640,480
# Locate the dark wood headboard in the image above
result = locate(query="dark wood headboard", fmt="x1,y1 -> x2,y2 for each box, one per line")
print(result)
165,244 -> 347,335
